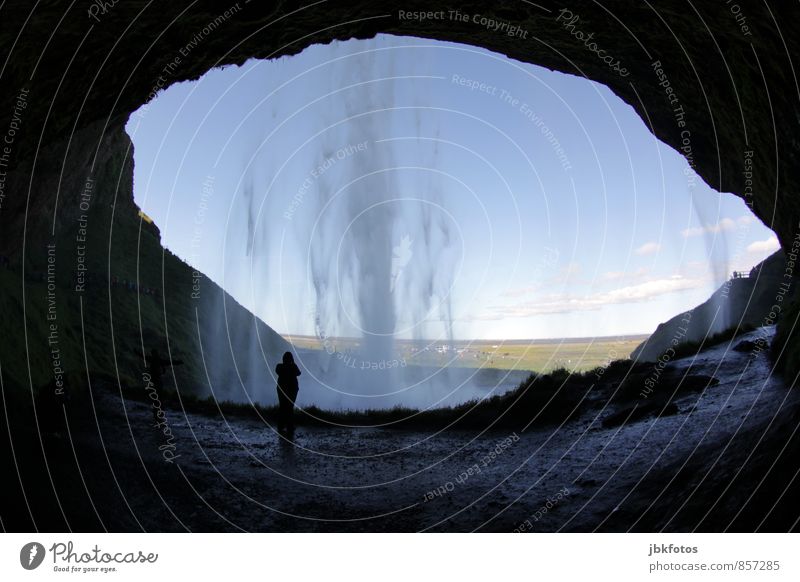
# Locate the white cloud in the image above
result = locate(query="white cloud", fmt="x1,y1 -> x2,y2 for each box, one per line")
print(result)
474,275 -> 707,320
599,267 -> 649,283
746,235 -> 780,254
501,283 -> 542,298
600,270 -> 625,282
635,242 -> 661,256
681,215 -> 753,238
599,276 -> 703,303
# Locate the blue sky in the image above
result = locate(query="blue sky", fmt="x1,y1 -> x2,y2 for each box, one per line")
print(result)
126,34 -> 778,340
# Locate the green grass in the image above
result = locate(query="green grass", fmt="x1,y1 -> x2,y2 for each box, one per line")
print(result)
285,335 -> 646,374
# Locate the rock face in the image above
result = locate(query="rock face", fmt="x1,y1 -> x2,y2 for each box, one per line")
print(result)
632,250 -> 797,362
1,1 -> 799,391
0,117 -> 289,402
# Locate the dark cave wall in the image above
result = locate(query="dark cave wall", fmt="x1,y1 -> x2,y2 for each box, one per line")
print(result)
0,117 -> 289,399
1,1 -> 797,244
1,1 -> 799,387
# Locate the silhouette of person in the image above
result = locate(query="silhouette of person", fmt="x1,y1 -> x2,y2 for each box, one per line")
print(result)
138,348 -> 184,391
275,351 -> 301,436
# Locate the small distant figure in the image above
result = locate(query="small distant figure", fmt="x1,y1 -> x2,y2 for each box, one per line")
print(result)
275,351 -> 301,437
138,347 -> 184,392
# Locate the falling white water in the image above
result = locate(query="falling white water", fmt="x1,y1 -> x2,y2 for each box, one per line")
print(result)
296,39 -> 465,409
189,38 -> 538,409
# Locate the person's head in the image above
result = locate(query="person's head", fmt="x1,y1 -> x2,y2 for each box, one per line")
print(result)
282,351 -> 294,364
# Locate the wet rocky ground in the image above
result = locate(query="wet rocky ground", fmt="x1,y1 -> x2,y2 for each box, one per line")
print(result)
6,326 -> 799,532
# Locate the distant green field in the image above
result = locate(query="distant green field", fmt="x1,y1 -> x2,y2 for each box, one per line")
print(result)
283,334 -> 647,373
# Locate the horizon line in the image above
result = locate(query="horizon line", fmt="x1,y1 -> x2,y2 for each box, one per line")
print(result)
281,332 -> 650,343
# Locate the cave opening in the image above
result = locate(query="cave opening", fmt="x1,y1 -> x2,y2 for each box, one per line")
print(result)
124,35 -> 777,411
4,3 -> 800,535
